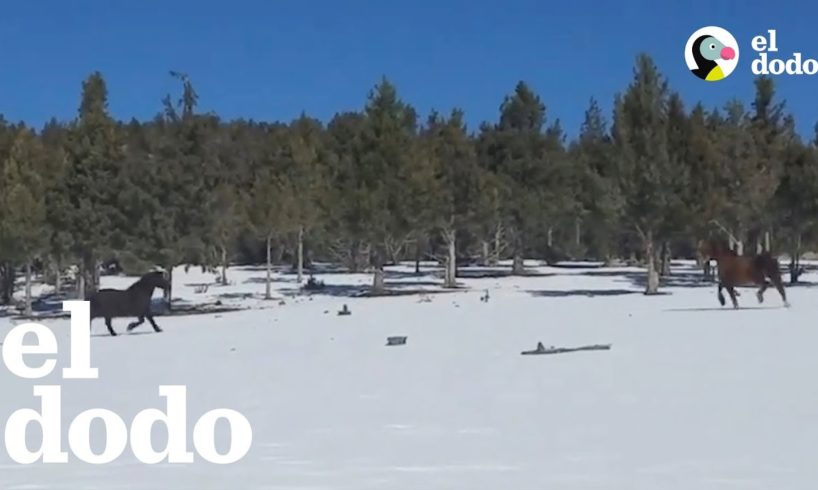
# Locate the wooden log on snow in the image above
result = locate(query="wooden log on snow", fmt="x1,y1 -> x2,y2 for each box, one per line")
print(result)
521,342 -> 611,356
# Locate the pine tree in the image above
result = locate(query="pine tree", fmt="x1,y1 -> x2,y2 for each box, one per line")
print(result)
774,122 -> 818,282
683,104 -> 726,277
145,72 -> 216,306
40,119 -> 72,293
571,98 -> 622,264
0,128 -> 48,315
420,109 -> 482,287
284,115 -> 328,283
0,116 -> 20,304
475,125 -> 507,266
612,54 -> 674,294
357,78 -> 418,292
660,92 -> 692,275
61,72 -> 125,296
712,100 -> 762,254
245,122 -> 298,297
749,76 -> 786,253
479,82 -> 567,274
539,118 -> 575,262
325,111 -> 368,272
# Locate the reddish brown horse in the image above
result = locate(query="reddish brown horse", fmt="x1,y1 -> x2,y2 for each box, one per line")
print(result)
699,239 -> 789,309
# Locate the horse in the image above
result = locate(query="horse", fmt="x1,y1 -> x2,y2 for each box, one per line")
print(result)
88,271 -> 170,336
699,239 -> 789,309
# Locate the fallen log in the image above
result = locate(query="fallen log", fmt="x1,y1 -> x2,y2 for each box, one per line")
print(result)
521,342 -> 611,356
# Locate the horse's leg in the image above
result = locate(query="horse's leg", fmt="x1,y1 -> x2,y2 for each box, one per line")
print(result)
105,317 -> 117,336
127,316 -> 145,332
772,276 -> 790,308
757,257 -> 790,308
757,281 -> 768,304
717,283 -> 726,306
726,286 -> 739,309
146,314 -> 163,333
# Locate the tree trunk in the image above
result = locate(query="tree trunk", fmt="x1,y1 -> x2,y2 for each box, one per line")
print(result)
93,260 -> 100,292
220,246 -> 228,285
735,240 -> 744,256
266,235 -> 273,299
547,227 -> 554,248
371,249 -> 385,294
790,232 -> 802,284
24,262 -> 32,318
644,232 -> 659,295
575,219 -> 581,247
77,261 -> 86,299
443,228 -> 457,288
164,267 -> 173,311
510,228 -> 525,275
54,259 -> 62,296
372,268 -> 385,294
512,253 -> 525,275
350,240 -> 361,273
297,226 -> 304,283
765,231 -> 771,252
660,241 -> 671,276
384,235 -> 406,266
79,254 -> 98,296
491,224 -> 501,266
273,242 -> 285,265
414,240 -> 421,274
696,242 -> 709,281
0,263 -> 15,305
481,241 -> 490,266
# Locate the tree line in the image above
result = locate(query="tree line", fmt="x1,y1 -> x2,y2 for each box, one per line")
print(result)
1,53 -> 817,315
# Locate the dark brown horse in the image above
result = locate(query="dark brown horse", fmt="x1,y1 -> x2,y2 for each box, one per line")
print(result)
88,271 -> 170,336
699,239 -> 789,309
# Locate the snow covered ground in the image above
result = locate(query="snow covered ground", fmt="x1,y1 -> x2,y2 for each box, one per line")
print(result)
2,260 -> 818,489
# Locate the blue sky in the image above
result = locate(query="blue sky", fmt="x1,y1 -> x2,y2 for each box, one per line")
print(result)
2,0 -> 818,138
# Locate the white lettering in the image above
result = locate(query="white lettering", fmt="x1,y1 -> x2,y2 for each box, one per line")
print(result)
2,323 -> 57,379
193,409 -> 253,464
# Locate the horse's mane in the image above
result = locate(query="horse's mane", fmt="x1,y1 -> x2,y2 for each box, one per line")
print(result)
127,271 -> 164,291
127,277 -> 147,291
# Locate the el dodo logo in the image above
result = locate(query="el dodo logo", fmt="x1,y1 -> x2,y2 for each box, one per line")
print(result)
685,26 -> 739,81
750,29 -> 818,75
2,302 -> 252,465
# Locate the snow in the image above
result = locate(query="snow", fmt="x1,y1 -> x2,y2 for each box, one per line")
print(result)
2,261 -> 818,489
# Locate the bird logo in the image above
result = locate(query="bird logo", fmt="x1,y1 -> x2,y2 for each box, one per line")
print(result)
685,26 -> 739,81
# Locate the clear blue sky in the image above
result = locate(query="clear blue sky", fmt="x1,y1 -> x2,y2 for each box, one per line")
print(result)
2,0 -> 818,138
